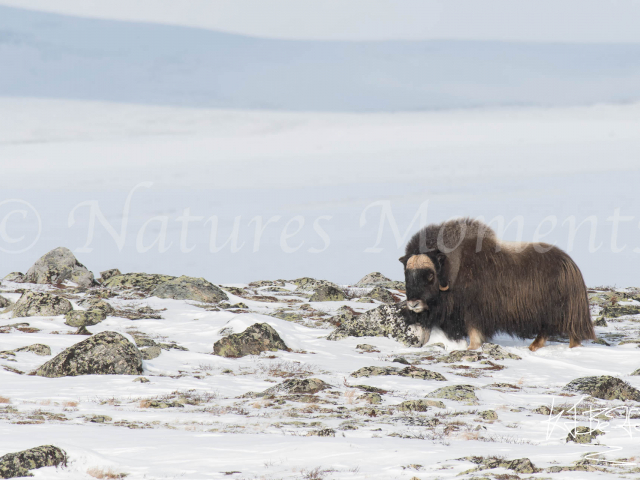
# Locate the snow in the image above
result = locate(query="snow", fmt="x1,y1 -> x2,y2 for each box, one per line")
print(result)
2,279 -> 640,479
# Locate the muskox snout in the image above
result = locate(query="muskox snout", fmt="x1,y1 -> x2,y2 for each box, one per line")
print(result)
407,299 -> 426,313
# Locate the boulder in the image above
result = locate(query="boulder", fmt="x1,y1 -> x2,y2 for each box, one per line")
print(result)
292,277 -> 341,292
309,285 -> 346,302
0,296 -> 11,308
77,298 -> 115,316
566,426 -> 604,444
213,323 -> 289,358
64,310 -> 107,334
141,345 -> 162,360
12,291 -> 73,318
102,273 -> 176,293
367,286 -> 395,304
563,375 -> 640,401
0,445 -> 67,479
35,331 -> 143,377
150,275 -> 228,303
2,272 -> 25,283
478,410 -> 498,421
481,343 -> 522,361
14,344 -> 51,356
99,268 -> 121,282
427,384 -> 478,404
351,365 -> 446,381
327,302 -> 422,347
24,247 -> 95,287
355,272 -> 404,290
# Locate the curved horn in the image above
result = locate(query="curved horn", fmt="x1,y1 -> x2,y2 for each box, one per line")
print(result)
439,284 -> 450,291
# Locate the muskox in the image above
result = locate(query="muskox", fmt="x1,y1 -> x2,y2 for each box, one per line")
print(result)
400,218 -> 595,351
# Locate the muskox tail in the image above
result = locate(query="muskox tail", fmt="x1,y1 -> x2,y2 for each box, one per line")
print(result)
560,257 -> 596,342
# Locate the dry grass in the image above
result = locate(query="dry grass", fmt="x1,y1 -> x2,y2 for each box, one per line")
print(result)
344,389 -> 357,405
138,399 -> 152,408
0,396 -> 11,404
249,359 -> 317,378
63,401 -> 78,407
87,467 -> 128,479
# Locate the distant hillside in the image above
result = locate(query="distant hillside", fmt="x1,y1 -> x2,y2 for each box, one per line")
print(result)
2,6 -> 640,111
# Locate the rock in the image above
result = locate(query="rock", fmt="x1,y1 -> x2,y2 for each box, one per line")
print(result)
350,365 -> 446,381
64,310 -> 107,327
309,285 -> 346,302
397,399 -> 442,412
368,286 -> 396,304
467,456 -> 538,474
87,415 -> 112,423
593,316 -> 608,327
99,268 -> 121,282
0,296 -> 11,308
427,385 -> 478,404
35,331 -> 143,377
14,344 -> 51,356
2,272 -> 25,283
77,298 -> 115,316
563,375 -> 640,401
141,345 -> 162,360
0,445 -> 67,479
292,277 -> 340,292
133,377 -> 150,383
355,344 -> 379,352
102,273 -> 176,293
261,378 -> 331,396
505,458 -> 538,474
12,291 -> 73,318
132,335 -> 158,348
213,323 -> 289,358
327,302 -> 421,347
328,306 -> 358,326
441,350 -> 483,363
356,297 -> 374,303
478,410 -> 498,421
24,247 -> 95,287
307,428 -> 335,437
602,304 -> 640,318
150,275 -> 228,303
481,343 -> 521,360
588,291 -> 620,307
355,272 -> 392,286
358,392 -> 382,404
567,426 -> 604,444
632,368 -> 640,376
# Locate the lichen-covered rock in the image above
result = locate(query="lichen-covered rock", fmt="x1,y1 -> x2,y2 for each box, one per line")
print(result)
2,272 -> 25,283
441,350 -> 483,363
292,277 -> 340,292
481,343 -> 522,360
632,368 -> 640,376
99,268 -> 121,282
368,286 -> 395,304
24,247 -> 95,287
133,377 -> 150,383
102,273 -> 176,293
479,410 -> 498,421
0,296 -> 11,309
397,399 -> 445,412
77,298 -> 115,316
563,375 -> 640,401
261,378 -> 331,396
307,428 -> 335,437
351,365 -> 446,381
15,344 -> 51,356
355,272 -> 404,290
35,331 -> 143,377
12,291 -> 73,318
64,310 -> 107,327
309,285 -> 346,302
593,316 -> 608,327
141,345 -> 162,360
327,302 -> 421,346
427,384 -> 478,404
213,323 -> 289,358
358,392 -> 382,404
566,426 -> 604,444
602,304 -> 640,318
356,344 -> 379,352
0,445 -> 67,479
150,276 -> 228,303
466,456 -> 538,474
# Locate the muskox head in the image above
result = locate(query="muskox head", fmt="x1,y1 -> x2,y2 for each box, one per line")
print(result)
399,253 -> 449,313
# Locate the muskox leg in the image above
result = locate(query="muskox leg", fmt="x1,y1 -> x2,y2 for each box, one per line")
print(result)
467,327 -> 484,350
569,337 -> 582,348
528,334 -> 547,352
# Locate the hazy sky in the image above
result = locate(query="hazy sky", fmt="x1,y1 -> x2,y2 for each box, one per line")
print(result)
3,0 -> 640,43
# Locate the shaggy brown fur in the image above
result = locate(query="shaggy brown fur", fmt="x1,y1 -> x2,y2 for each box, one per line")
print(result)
400,218 -> 595,350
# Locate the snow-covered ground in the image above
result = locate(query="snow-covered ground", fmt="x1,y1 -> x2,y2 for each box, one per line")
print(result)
2,274 -> 640,479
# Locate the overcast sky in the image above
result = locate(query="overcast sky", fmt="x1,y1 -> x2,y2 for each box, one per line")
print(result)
3,0 -> 640,43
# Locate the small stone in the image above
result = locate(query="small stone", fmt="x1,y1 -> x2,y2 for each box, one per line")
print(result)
397,399 -> 435,412
593,316 -> 608,327
566,426 -> 604,444
481,343 -> 521,360
478,410 -> 498,420
564,375 -> 640,401
307,428 -> 335,437
260,378 -> 331,396
355,344 -> 378,352
427,384 -> 478,404
15,344 -> 51,356
133,377 -> 150,383
309,286 -> 346,302
12,291 -> 73,318
0,445 -> 67,479
88,415 -> 112,423
141,346 -> 162,360
358,392 -> 382,404
213,323 -> 289,358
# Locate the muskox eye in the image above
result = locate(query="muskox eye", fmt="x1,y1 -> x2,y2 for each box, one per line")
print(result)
427,272 -> 434,282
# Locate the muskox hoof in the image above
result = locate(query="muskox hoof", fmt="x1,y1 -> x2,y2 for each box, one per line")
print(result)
529,334 -> 547,351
